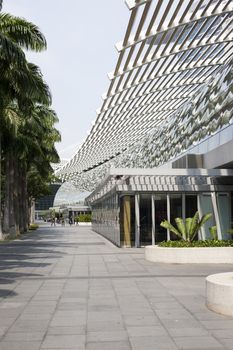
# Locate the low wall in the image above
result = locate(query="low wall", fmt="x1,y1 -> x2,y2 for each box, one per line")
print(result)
206,272 -> 233,316
145,245 -> 233,264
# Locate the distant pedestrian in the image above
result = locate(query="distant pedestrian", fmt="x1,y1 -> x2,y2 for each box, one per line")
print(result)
76,217 -> 79,226
51,217 -> 56,226
69,217 -> 73,226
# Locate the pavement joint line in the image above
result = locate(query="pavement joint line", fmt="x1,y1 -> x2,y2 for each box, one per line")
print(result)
3,274 -> 210,281
162,278 -> 228,349
110,263 -> 134,350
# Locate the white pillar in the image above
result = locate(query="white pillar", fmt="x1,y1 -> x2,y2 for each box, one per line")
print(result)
167,194 -> 170,241
211,192 -> 222,240
135,193 -> 140,247
197,194 -> 204,240
151,194 -> 155,245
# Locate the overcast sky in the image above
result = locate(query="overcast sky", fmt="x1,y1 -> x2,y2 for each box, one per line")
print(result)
3,0 -> 129,159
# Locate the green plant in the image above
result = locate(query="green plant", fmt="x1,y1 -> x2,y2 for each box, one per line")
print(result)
29,223 -> 39,230
209,225 -> 217,240
159,240 -> 233,247
76,214 -> 92,222
160,211 -> 212,242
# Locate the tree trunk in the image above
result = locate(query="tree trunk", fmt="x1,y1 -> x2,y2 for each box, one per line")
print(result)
0,134 -> 3,239
21,164 -> 28,232
13,156 -> 20,236
3,149 -> 17,237
18,165 -> 24,234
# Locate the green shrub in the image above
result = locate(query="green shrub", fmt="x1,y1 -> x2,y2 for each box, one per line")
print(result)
160,211 -> 212,242
75,214 -> 92,222
158,240 -> 233,247
29,223 -> 39,230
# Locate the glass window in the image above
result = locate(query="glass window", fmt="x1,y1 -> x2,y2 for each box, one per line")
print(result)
217,193 -> 231,240
120,195 -> 135,246
154,194 -> 167,242
170,194 -> 182,241
199,194 -> 215,239
185,195 -> 197,218
140,194 -> 152,245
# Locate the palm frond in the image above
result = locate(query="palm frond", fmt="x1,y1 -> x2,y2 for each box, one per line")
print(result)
160,220 -> 183,239
175,218 -> 186,240
198,213 -> 212,232
189,211 -> 199,241
0,13 -> 47,51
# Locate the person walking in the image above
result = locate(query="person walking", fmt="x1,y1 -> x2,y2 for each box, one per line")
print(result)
51,217 -> 56,226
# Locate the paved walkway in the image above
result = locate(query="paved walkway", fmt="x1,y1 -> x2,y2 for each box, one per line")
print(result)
0,225 -> 232,350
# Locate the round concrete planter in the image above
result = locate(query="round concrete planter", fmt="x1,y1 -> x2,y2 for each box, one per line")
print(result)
145,245 -> 233,264
206,272 -> 233,316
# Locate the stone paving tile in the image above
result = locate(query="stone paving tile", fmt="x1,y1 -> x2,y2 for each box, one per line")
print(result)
173,336 -> 224,349
129,335 -> 178,350
123,314 -> 161,327
200,320 -> 233,329
3,332 -> 45,341
219,338 -> 233,349
41,334 -> 85,348
167,327 -> 210,337
47,326 -> 86,335
0,341 -> 41,350
86,341 -> 131,350
0,225 -> 233,350
127,325 -> 167,337
86,330 -> 128,342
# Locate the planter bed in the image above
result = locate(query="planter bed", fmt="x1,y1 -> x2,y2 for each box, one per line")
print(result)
206,272 -> 233,316
145,245 -> 233,264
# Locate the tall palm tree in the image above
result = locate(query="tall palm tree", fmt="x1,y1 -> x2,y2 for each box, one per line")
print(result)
0,11 -> 51,237
3,103 -> 60,235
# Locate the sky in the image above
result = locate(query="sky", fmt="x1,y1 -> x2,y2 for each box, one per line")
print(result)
3,0 -> 129,159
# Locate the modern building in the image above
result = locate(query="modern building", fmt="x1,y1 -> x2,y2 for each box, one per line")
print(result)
56,0 -> 233,247
35,182 -> 62,219
86,168 -> 233,247
48,205 -> 91,222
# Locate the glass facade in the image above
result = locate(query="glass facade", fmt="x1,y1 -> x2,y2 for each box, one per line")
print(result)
92,194 -> 120,246
140,194 -> 152,245
154,194 -> 167,242
91,189 -> 233,247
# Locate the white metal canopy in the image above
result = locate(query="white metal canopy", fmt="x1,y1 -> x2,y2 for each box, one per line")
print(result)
56,0 -> 233,188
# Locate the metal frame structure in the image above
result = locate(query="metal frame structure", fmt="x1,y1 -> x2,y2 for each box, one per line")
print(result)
56,0 -> 233,187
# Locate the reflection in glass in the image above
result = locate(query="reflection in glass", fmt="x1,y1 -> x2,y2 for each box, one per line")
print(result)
140,194 -> 152,245
217,193 -> 231,240
185,195 -> 197,218
154,194 -> 167,242
170,194 -> 182,241
199,194 -> 215,239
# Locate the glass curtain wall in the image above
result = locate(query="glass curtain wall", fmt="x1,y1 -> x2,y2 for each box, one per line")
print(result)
154,194 -> 167,242
199,193 -> 215,239
94,191 -> 233,247
170,194 -> 182,241
217,193 -> 231,239
120,195 -> 135,247
140,194 -> 152,245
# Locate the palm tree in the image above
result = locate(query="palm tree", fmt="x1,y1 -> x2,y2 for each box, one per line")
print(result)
0,11 -> 52,237
2,103 -> 60,235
